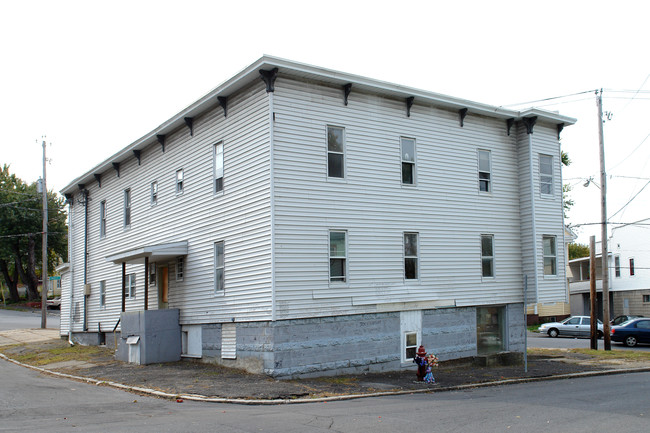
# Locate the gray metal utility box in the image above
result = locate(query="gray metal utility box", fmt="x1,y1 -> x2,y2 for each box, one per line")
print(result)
116,309 -> 181,365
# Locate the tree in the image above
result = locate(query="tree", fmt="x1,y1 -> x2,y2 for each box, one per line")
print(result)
0,164 -> 68,301
561,151 -> 573,218
568,243 -> 590,260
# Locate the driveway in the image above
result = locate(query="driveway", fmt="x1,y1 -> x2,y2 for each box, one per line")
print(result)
0,308 -> 60,331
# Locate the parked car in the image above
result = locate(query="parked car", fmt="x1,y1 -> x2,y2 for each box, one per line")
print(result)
538,316 -> 603,338
610,318 -> 650,347
611,315 -> 643,326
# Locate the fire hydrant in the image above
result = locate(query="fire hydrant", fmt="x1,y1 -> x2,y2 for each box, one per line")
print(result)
413,345 -> 427,381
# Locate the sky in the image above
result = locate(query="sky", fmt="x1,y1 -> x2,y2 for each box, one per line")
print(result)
1,0 -> 648,245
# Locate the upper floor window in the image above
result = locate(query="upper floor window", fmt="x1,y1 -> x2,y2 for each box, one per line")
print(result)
543,235 -> 557,275
481,234 -> 494,277
126,274 -> 136,299
630,258 -> 635,276
214,142 -> 224,193
615,255 -> 621,278
151,181 -> 158,205
478,150 -> 491,193
99,200 -> 107,238
329,230 -> 347,282
214,241 -> 225,292
401,137 -> 416,185
404,232 -> 419,280
327,126 -> 345,178
540,155 -> 553,195
176,169 -> 184,194
176,257 -> 184,281
123,189 -> 131,228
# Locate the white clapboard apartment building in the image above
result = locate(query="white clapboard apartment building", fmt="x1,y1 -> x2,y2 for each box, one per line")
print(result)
59,56 -> 575,377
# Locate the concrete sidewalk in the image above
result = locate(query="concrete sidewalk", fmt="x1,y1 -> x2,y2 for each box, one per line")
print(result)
0,328 -> 60,346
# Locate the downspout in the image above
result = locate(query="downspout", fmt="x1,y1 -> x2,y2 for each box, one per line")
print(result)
83,189 -> 89,331
68,197 -> 75,345
527,126 -> 540,307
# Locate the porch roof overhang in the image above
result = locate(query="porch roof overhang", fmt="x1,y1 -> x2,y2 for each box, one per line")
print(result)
106,241 -> 188,265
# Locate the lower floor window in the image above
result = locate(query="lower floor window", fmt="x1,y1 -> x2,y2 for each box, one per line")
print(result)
404,332 -> 418,360
99,280 -> 106,309
476,306 -> 505,354
126,274 -> 136,299
329,230 -> 347,282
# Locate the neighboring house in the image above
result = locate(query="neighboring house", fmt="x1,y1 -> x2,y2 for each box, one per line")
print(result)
569,220 -> 650,320
59,56 -> 575,378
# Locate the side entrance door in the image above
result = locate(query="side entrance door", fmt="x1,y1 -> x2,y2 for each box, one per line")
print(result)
158,266 -> 169,309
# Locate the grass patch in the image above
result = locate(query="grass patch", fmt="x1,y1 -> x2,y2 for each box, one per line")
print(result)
527,325 -> 540,332
9,342 -> 113,366
315,376 -> 359,385
528,347 -> 650,361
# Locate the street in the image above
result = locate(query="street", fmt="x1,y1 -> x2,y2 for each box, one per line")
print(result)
527,330 -> 650,352
0,308 -> 60,331
0,357 -> 648,432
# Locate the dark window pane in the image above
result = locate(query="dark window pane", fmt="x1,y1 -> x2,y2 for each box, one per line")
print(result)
330,258 -> 346,282
406,333 -> 417,346
402,162 -> 414,184
327,127 -> 344,152
481,236 -> 493,256
404,234 -> 418,256
406,347 -> 416,359
482,258 -> 493,277
405,258 -> 418,279
328,153 -> 344,178
215,177 -> 223,192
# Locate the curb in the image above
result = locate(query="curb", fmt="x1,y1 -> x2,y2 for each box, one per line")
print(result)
2,352 -> 650,405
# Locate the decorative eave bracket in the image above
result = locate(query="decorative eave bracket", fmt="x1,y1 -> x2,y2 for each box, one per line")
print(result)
506,118 -> 515,136
157,134 -> 166,153
523,116 -> 537,134
112,162 -> 120,178
218,96 -> 228,118
94,173 -> 102,188
184,117 -> 194,137
459,108 -> 468,127
343,83 -> 352,106
557,123 -> 564,140
259,68 -> 279,93
406,97 -> 414,117
64,193 -> 74,206
133,150 -> 141,165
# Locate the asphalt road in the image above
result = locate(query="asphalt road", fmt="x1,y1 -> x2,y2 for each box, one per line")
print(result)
1,357 -> 648,433
527,330 -> 650,351
0,308 -> 60,331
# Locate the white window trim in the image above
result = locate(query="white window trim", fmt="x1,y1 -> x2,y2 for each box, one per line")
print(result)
403,232 -> 420,281
175,169 -> 184,195
123,189 -> 131,229
150,181 -> 158,206
400,137 -> 417,186
99,200 -> 107,238
213,142 -> 224,194
478,149 -> 492,194
539,154 -> 554,197
481,234 -> 495,279
614,255 -> 621,278
629,257 -> 636,277
214,241 -> 225,294
329,230 -> 348,284
543,235 -> 558,277
326,125 -> 346,180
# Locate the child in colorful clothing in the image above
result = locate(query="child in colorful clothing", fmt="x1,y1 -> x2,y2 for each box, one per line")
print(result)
424,353 -> 438,383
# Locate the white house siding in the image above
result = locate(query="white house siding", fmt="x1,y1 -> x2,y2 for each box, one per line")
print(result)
67,82 -> 273,333
530,123 -> 567,305
272,76 -> 527,320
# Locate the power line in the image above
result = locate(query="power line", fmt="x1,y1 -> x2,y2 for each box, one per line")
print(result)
502,90 -> 596,107
608,180 -> 650,220
608,133 -> 650,171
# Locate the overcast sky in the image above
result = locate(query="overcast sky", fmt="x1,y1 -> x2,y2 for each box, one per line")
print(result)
1,0 -> 648,245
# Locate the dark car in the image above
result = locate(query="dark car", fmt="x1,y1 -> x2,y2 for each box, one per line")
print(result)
611,315 -> 643,326
610,318 -> 650,347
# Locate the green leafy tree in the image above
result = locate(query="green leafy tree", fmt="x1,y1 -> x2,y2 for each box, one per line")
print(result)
0,164 -> 68,301
568,243 -> 590,260
561,151 -> 573,218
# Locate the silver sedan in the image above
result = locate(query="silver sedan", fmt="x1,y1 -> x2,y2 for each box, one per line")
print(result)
538,316 -> 603,338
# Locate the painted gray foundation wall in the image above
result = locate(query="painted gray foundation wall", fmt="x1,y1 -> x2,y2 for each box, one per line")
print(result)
115,309 -> 181,364
200,305 -> 525,378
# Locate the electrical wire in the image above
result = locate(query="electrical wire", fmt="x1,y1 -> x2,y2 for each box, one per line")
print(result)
501,90 -> 597,107
608,180 -> 650,220
608,133 -> 650,171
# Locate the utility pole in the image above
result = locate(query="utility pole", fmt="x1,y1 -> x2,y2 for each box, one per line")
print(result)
589,235 -> 597,350
41,139 -> 48,329
597,89 -> 611,350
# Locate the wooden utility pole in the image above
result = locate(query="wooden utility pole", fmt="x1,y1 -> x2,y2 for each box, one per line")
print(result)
589,236 -> 597,350
597,89 -> 611,350
41,139 -> 48,329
